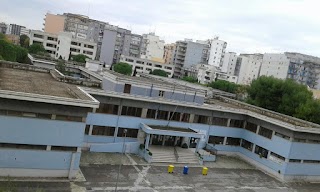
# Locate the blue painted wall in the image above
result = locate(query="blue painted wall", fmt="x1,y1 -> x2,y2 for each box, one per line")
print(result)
0,149 -> 80,170
0,116 -> 85,147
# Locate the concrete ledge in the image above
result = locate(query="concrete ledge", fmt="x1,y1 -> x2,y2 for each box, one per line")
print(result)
0,168 -> 78,178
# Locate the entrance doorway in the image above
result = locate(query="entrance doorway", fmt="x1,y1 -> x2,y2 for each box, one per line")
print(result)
150,135 -> 184,147
189,137 -> 198,148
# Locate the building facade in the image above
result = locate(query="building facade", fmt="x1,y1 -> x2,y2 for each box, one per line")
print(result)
43,13 -> 66,34
260,53 -> 290,80
237,54 -> 263,85
173,40 -> 210,78
140,33 -> 165,62
208,37 -> 227,68
221,52 -> 238,75
0,22 -> 7,34
7,24 -> 25,36
30,30 -> 97,60
120,55 -> 174,77
163,43 -> 176,65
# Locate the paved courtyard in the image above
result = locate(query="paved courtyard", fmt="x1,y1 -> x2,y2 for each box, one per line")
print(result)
1,153 -> 320,191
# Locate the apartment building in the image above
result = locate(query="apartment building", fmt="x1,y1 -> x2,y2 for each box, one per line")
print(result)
260,53 -> 291,80
221,52 -> 238,75
120,55 -> 174,77
173,40 -> 210,78
237,54 -> 263,85
29,30 -> 97,60
100,26 -> 143,65
140,32 -> 165,62
7,24 -> 25,36
163,43 -> 176,65
208,37 -> 227,68
43,13 -> 109,60
0,22 -> 7,34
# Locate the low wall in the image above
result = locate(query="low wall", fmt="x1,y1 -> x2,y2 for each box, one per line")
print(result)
90,142 -> 140,154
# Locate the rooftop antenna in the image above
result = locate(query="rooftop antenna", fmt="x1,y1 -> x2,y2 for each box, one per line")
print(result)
87,0 -> 92,17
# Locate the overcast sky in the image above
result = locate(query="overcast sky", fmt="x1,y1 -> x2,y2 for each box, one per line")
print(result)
1,0 -> 320,56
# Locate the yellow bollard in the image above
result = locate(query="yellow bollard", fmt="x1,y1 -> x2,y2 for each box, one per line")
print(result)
168,165 -> 174,173
202,167 -> 208,175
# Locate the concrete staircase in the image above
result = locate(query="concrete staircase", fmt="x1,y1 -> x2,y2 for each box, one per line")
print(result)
149,146 -> 199,164
149,146 -> 176,163
176,148 -> 199,164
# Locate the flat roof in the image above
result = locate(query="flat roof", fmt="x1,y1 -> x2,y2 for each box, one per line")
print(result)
150,125 -> 197,133
0,62 -> 99,108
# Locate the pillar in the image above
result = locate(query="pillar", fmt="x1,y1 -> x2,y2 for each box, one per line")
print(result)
68,153 -> 76,179
243,121 -> 247,129
92,108 -> 97,113
51,114 -> 56,120
174,136 -> 179,146
46,145 -> 51,151
89,125 -> 93,135
145,134 -> 150,150
256,125 -> 260,134
162,135 -> 166,146
189,114 -> 195,123
141,108 -> 148,118
252,144 -> 256,153
179,113 -> 184,122
223,137 -> 227,145
267,150 -> 271,158
227,119 -> 231,127
150,134 -> 154,145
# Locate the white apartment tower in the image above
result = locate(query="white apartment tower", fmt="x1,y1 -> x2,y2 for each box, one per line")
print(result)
140,32 -> 165,62
208,37 -> 227,68
237,54 -> 263,85
221,52 -> 237,75
260,53 -> 290,80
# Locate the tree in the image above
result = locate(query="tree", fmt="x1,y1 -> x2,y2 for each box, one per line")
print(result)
150,69 -> 168,77
247,76 -> 313,116
72,54 -> 89,63
56,59 -> 66,75
0,55 -> 3,60
113,62 -> 132,75
208,80 -> 240,94
181,76 -> 198,83
28,43 -> 46,54
0,38 -> 28,63
20,34 -> 30,48
295,99 -> 320,124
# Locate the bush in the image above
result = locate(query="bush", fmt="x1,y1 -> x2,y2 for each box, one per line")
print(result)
28,43 -> 46,55
150,69 -> 168,77
113,62 -> 132,75
181,143 -> 188,149
72,54 -> 89,63
181,76 -> 198,83
207,80 -> 240,94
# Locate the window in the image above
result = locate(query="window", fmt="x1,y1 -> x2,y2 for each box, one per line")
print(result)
212,117 -> 228,126
33,34 -> 43,38
254,145 -> 268,158
84,44 -> 94,49
85,125 -> 90,135
229,119 -> 244,128
96,104 -> 119,114
125,58 -> 134,62
0,143 -> 46,151
47,36 -> 57,41
208,136 -> 224,145
146,109 -> 156,119
193,115 -> 209,124
136,60 -> 144,64
71,41 -> 81,46
159,90 -> 165,97
123,84 -> 131,94
83,51 -> 93,55
226,137 -> 240,146
157,110 -> 169,120
181,113 -> 190,122
245,122 -> 257,133
121,106 -> 142,117
169,112 -> 181,121
51,146 -> 77,152
241,139 -> 253,151
275,132 -> 290,140
70,48 -> 80,53
293,138 -> 307,143
92,126 -> 115,136
270,152 -> 285,161
289,159 -> 301,163
258,127 -> 273,139
55,115 -> 83,122
117,128 -> 138,138
304,160 -> 320,164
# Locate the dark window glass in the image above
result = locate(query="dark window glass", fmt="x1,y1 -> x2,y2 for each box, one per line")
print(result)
245,122 -> 257,133
254,145 -> 268,158
117,128 -> 138,138
208,136 -> 224,145
146,109 -> 156,119
241,139 -> 253,151
97,104 -> 119,115
121,106 -> 142,117
226,137 -> 240,146
51,146 -> 77,152
230,119 -> 244,128
85,125 -> 90,135
92,126 -> 115,136
212,117 -> 228,126
258,127 -> 273,139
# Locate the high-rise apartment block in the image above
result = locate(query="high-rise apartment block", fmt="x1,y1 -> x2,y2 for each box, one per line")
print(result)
236,54 -> 263,85
7,24 -> 25,36
208,37 -> 227,68
221,52 -> 238,75
140,32 -> 165,62
260,53 -> 290,80
163,43 -> 176,65
0,22 -> 7,34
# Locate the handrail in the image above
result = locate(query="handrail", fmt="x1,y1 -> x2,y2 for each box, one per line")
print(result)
173,146 -> 179,162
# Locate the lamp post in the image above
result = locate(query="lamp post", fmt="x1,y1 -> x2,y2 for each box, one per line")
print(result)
115,129 -> 127,192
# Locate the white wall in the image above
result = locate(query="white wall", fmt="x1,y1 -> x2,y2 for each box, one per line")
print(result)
237,54 -> 263,85
208,38 -> 227,67
56,32 -> 72,60
260,53 -> 290,79
222,52 -> 237,75
141,33 -> 164,60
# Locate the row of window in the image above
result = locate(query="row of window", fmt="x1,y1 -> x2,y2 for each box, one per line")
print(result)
0,109 -> 84,122
84,125 -> 138,138
0,143 -> 77,152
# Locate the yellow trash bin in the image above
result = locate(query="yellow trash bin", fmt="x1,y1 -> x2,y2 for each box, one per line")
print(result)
168,165 -> 174,173
202,167 -> 208,175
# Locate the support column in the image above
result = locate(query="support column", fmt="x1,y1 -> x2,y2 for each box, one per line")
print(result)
162,135 -> 166,146
150,134 -> 154,145
189,114 -> 195,123
267,150 -> 271,159
252,144 -> 256,153
179,113 -> 184,122
114,104 -> 123,138
256,125 -> 260,134
174,136 -> 179,146
92,108 -> 97,113
243,121 -> 247,129
223,137 -> 227,145
141,108 -> 148,118
51,114 -> 56,120
68,153 -> 76,179
227,119 -> 231,127
89,125 -> 93,135
145,134 -> 150,150
46,145 -> 51,151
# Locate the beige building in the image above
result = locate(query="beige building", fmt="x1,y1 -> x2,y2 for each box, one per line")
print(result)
163,43 -> 175,64
43,13 -> 65,34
